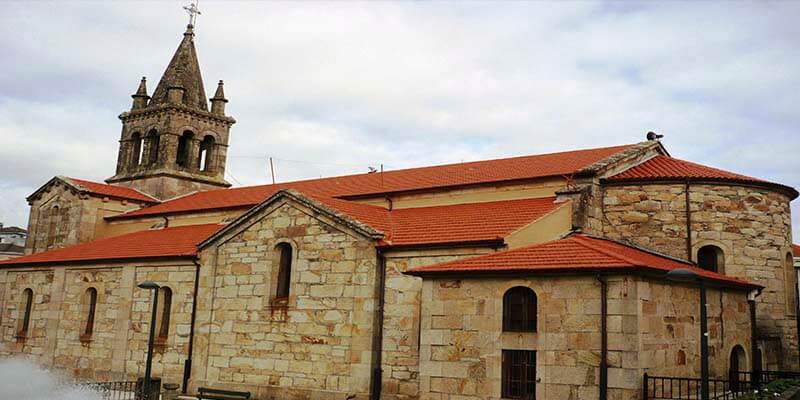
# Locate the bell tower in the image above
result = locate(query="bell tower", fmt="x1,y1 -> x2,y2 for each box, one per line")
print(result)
106,24 -> 235,200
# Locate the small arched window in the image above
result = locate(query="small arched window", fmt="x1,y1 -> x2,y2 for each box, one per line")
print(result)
785,252 -> 797,315
155,286 -> 172,340
176,131 -> 194,167
676,349 -> 686,366
730,345 -> 747,391
698,245 -> 724,273
131,132 -> 143,166
16,288 -> 33,338
199,135 -> 215,172
503,286 -> 537,332
82,287 -> 98,338
146,129 -> 159,165
275,243 -> 293,299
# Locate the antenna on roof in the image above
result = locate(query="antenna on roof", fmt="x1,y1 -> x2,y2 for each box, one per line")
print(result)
368,166 -> 378,174
269,157 -> 276,184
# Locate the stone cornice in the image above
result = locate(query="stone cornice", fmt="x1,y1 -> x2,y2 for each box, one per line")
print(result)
119,103 -> 235,126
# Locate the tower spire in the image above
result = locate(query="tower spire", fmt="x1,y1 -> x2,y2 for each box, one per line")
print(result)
148,23 -> 208,111
131,77 -> 150,110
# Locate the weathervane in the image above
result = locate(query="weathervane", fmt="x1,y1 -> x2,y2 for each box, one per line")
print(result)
183,0 -> 201,26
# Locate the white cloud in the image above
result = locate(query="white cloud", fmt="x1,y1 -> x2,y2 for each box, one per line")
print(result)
0,1 -> 798,241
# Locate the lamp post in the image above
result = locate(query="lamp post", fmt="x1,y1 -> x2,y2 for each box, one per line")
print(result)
667,268 -> 709,400
138,281 -> 160,400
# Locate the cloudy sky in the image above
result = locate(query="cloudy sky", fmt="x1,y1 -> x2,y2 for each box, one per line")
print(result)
0,1 -> 798,239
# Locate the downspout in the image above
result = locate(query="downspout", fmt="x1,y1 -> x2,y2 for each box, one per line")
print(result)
596,274 -> 608,400
749,288 -> 763,389
182,257 -> 201,394
370,249 -> 387,400
685,180 -> 692,262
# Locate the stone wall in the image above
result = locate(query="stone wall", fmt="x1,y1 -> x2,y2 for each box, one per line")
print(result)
0,262 -> 195,386
598,183 -> 795,368
381,249 -> 491,400
638,280 -> 752,380
192,200 -> 379,399
417,275 -> 752,400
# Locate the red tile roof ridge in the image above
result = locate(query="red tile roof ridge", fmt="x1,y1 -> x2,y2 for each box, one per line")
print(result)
63,177 -> 160,203
793,244 -> 800,258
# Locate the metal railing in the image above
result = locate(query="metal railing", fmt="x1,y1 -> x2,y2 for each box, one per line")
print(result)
644,370 -> 800,400
84,380 -> 160,400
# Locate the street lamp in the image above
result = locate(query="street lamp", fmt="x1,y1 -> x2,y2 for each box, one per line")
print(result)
138,281 -> 160,400
666,268 -> 709,400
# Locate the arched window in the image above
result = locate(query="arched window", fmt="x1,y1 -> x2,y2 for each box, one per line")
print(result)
16,288 -> 33,338
155,286 -> 172,340
786,252 -> 797,315
82,287 -> 98,339
199,135 -> 215,172
503,286 -> 537,332
697,245 -> 724,273
131,132 -> 143,166
676,350 -> 686,366
275,243 -> 293,299
146,129 -> 159,165
176,131 -> 194,167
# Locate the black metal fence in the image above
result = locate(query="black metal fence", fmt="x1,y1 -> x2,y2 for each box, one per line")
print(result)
84,380 -> 160,400
643,370 -> 800,400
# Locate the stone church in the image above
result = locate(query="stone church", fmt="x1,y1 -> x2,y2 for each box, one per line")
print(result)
0,23 -> 797,400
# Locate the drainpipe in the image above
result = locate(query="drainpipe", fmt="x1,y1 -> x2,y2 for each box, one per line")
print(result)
685,180 -> 692,262
182,257 -> 201,394
370,249 -> 387,400
596,274 -> 608,400
749,289 -> 763,389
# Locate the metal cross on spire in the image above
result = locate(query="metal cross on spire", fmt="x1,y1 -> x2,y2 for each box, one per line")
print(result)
183,0 -> 201,26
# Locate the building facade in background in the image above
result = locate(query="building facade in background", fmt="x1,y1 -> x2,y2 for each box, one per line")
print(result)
0,23 -> 797,400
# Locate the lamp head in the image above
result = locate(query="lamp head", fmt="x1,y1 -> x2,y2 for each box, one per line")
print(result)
137,281 -> 160,290
666,268 -> 700,283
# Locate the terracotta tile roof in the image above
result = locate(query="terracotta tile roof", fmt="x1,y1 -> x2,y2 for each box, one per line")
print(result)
406,234 -> 757,289
0,224 -> 223,267
65,177 -> 159,203
384,197 -> 563,246
605,156 -> 798,199
793,244 -> 800,258
109,144 -> 632,220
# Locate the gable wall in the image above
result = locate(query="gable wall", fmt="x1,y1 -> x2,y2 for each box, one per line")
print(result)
192,201 -> 379,399
25,181 -> 145,255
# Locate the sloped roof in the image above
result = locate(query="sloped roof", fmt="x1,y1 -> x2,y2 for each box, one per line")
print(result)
384,197 -> 563,246
406,234 -> 758,289
65,177 -> 159,203
0,243 -> 24,254
793,244 -> 800,258
606,156 -> 798,198
0,224 -> 223,267
2,193 -> 566,266
0,226 -> 26,234
109,144 -> 633,220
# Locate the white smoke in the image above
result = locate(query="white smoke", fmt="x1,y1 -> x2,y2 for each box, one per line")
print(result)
0,358 -> 103,400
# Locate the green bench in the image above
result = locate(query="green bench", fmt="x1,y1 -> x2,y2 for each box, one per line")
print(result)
197,387 -> 252,400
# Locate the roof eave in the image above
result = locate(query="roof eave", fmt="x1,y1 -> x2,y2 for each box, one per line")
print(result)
602,177 -> 799,200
